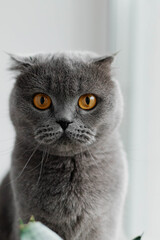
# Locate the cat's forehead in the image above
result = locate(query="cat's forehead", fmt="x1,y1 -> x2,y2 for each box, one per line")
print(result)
14,52 -> 113,97
48,56 -> 98,96
30,54 -> 105,97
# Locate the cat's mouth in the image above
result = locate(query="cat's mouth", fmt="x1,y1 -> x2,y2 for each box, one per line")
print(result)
34,124 -> 96,149
58,132 -> 73,145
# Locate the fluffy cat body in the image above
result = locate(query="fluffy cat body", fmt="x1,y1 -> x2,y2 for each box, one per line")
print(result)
0,52 -> 127,240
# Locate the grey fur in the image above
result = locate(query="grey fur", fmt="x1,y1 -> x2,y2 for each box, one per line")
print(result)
0,51 -> 128,240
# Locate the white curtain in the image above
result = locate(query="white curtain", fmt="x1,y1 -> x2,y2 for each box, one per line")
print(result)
107,0 -> 160,239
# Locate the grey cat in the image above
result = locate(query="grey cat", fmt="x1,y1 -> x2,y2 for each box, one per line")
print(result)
0,52 -> 128,240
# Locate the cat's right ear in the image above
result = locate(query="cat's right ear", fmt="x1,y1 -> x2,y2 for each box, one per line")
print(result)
8,53 -> 35,73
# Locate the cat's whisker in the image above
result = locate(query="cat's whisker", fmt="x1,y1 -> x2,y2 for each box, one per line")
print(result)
2,144 -> 41,189
86,145 -> 99,170
10,144 -> 41,185
44,148 -> 50,165
36,149 -> 47,185
26,147 -> 50,173
27,160 -> 42,173
0,139 -> 35,156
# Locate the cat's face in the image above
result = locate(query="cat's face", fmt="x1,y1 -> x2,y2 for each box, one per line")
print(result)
9,52 -> 123,155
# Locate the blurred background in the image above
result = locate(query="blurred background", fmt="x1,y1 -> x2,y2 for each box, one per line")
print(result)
0,0 -> 160,239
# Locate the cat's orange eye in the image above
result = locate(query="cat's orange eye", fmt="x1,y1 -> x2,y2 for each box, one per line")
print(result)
33,93 -> 51,110
78,94 -> 97,110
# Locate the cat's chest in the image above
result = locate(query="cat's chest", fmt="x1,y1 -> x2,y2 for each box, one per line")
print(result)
36,157 -> 90,199
29,156 -> 105,217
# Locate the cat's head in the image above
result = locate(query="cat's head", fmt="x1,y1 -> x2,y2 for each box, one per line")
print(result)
9,52 -> 123,156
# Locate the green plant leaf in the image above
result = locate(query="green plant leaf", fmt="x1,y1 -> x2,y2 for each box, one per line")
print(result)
132,233 -> 143,240
29,216 -> 36,222
20,221 -> 62,240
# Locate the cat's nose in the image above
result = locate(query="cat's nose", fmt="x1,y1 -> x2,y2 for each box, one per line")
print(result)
56,120 -> 72,130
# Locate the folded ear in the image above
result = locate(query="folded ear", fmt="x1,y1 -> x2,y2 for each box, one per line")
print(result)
8,53 -> 35,72
93,55 -> 114,65
92,52 -> 118,69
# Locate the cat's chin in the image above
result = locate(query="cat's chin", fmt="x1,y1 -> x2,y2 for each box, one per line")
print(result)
38,138 -> 94,157
49,138 -> 97,156
48,147 -> 83,157
40,143 -> 84,157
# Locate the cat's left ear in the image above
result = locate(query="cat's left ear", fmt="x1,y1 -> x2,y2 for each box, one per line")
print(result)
8,53 -> 35,72
92,53 -> 117,69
